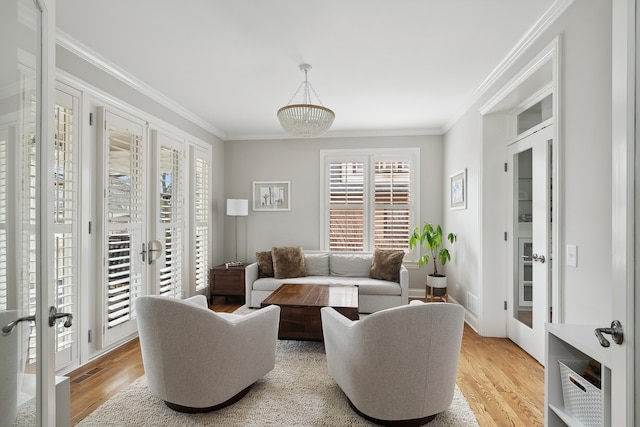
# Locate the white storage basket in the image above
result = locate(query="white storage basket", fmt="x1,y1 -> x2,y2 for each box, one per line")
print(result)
559,359 -> 603,427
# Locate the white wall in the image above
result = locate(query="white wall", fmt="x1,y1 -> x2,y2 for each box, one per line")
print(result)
444,0 -> 613,335
224,134 -> 444,293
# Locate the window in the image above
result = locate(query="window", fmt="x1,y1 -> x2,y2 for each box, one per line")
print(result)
321,149 -> 418,255
192,148 -> 210,292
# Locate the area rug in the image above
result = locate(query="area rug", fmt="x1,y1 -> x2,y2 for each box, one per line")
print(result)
77,307 -> 479,426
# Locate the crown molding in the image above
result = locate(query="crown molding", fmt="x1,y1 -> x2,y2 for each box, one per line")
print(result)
226,127 -> 443,141
443,0 -> 574,133
56,30 -> 226,140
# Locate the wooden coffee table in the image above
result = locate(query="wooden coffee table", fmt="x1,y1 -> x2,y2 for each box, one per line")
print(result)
261,283 -> 359,340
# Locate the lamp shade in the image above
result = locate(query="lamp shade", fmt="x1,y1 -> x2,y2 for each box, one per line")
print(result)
227,199 -> 248,216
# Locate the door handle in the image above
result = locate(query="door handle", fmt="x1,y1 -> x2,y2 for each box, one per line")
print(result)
531,253 -> 546,263
48,306 -> 73,328
594,320 -> 623,347
147,240 -> 162,265
2,315 -> 36,335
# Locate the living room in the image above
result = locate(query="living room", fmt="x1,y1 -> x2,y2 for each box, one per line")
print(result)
2,0 -> 636,425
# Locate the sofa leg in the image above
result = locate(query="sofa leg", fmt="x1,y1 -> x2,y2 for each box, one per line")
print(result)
164,384 -> 253,413
347,397 -> 438,426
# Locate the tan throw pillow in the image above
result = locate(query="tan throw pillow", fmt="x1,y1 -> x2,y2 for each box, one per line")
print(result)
272,246 -> 307,279
369,249 -> 404,282
255,251 -> 274,278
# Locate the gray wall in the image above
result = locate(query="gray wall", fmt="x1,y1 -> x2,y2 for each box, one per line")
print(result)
224,135 -> 443,293
443,0 -> 613,334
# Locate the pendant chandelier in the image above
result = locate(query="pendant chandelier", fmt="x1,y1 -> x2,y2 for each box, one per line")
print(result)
277,64 -> 335,138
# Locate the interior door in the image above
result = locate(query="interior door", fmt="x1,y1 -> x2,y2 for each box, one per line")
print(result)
507,125 -> 552,365
0,0 -> 57,424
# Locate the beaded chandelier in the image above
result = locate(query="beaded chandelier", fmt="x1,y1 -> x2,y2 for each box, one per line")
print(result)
277,64 -> 335,138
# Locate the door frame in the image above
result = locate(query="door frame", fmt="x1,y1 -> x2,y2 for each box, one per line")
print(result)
37,0 -> 58,424
611,1 -> 636,425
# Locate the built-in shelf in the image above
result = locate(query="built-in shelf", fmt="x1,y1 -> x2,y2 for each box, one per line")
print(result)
545,324 -> 612,427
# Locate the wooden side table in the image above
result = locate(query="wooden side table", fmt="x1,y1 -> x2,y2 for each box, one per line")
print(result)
210,264 -> 246,303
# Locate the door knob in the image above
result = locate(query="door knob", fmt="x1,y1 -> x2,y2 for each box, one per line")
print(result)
531,253 -> 546,263
594,320 -> 623,347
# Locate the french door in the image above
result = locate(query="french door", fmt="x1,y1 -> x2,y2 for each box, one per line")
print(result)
97,108 -> 148,348
507,124 -> 552,365
0,0 -> 58,424
150,130 -> 185,298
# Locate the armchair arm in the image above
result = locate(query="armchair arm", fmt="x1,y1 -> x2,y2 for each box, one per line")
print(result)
245,262 -> 259,306
183,294 -> 208,309
399,264 -> 409,305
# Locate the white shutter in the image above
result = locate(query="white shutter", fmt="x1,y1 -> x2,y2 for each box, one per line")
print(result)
328,161 -> 365,251
53,90 -> 79,368
193,155 -> 209,292
99,109 -> 146,347
322,149 -> 418,254
0,135 -> 6,310
373,161 -> 411,250
156,141 -> 184,299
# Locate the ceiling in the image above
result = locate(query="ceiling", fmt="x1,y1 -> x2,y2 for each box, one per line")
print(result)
56,0 -> 560,141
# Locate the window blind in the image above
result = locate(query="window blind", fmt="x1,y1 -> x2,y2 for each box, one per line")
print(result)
193,156 -> 209,291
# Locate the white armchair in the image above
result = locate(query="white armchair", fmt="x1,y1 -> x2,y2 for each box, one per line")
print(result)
321,300 -> 465,425
135,294 -> 280,412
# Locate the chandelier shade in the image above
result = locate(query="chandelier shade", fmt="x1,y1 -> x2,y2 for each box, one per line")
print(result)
277,64 -> 335,138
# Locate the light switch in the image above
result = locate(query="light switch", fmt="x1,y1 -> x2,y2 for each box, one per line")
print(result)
567,245 -> 577,267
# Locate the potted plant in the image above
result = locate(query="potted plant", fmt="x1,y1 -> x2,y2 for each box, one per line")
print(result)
409,222 -> 456,290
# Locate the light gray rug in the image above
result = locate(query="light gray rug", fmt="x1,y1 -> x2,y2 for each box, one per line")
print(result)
77,307 -> 479,426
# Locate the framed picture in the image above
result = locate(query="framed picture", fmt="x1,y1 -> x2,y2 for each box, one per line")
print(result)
450,169 -> 467,210
253,181 -> 291,211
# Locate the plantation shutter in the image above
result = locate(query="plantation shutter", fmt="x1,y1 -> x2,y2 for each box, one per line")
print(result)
328,161 -> 364,251
99,108 -> 147,347
156,141 -> 184,298
322,149 -> 418,255
0,135 -> 6,310
373,161 -> 411,250
53,89 -> 79,368
193,153 -> 209,292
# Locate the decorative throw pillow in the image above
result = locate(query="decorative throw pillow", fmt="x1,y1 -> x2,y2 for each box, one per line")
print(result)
255,251 -> 274,278
369,249 -> 404,282
272,246 -> 307,279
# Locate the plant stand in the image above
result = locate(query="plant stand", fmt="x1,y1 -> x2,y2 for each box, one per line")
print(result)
425,284 -> 448,302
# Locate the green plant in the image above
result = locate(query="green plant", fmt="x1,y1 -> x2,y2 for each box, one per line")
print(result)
409,222 -> 456,277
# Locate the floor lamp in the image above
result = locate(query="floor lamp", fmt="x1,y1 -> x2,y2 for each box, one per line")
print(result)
226,199 -> 248,266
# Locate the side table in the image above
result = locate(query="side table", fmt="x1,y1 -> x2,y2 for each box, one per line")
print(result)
210,264 -> 246,303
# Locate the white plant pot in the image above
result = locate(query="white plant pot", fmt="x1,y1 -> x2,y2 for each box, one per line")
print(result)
427,275 -> 447,289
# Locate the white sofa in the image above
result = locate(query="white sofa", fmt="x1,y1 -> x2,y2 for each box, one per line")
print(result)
245,251 -> 408,313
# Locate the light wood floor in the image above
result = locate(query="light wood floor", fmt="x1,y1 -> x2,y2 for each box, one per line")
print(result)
68,297 -> 544,426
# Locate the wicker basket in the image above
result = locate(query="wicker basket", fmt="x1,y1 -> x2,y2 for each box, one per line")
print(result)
559,359 -> 603,427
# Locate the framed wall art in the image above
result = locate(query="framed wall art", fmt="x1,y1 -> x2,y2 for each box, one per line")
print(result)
252,181 -> 291,211
450,169 -> 467,210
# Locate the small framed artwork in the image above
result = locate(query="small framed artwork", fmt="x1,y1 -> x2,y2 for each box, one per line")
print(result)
450,169 -> 467,210
253,181 -> 291,211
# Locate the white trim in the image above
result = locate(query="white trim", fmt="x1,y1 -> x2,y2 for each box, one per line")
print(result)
445,0 -> 573,132
56,30 -> 226,140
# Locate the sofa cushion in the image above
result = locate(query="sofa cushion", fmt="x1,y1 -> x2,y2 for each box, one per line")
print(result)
304,252 -> 330,276
255,251 -> 274,278
330,253 -> 372,277
252,276 -> 401,296
272,246 -> 307,279
369,249 -> 405,282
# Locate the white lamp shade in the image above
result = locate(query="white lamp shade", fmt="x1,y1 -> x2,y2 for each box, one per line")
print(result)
227,199 -> 248,216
